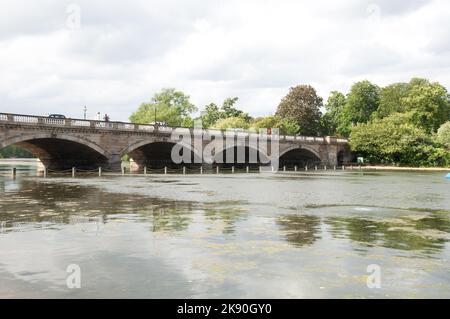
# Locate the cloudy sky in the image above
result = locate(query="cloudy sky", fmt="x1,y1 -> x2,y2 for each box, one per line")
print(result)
1,0 -> 449,121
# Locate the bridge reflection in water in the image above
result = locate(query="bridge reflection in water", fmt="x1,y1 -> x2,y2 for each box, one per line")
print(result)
0,112 -> 352,172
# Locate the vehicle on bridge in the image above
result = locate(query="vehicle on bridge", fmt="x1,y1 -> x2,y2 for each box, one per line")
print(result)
150,121 -> 168,126
48,114 -> 66,119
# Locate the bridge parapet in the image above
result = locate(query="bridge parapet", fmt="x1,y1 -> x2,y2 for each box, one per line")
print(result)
0,112 -> 157,131
0,112 -> 348,145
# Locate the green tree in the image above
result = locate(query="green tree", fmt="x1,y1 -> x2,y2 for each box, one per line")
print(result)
368,77 -> 450,134
350,113 -> 448,166
200,103 -> 221,128
251,115 -> 300,135
129,88 -> 197,127
212,117 -> 250,130
200,97 -> 251,128
222,97 -> 250,120
401,80 -> 450,133
437,121 -> 450,149
275,85 -> 323,136
322,91 -> 346,136
251,116 -> 277,131
374,82 -> 410,118
340,81 -> 380,136
278,118 -> 301,136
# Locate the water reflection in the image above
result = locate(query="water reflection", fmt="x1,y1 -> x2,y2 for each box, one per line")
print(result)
277,214 -> 321,247
2,178 -> 449,254
325,213 -> 450,253
204,203 -> 247,234
0,178 -> 254,236
150,205 -> 192,232
0,179 -> 197,233
1,164 -> 450,298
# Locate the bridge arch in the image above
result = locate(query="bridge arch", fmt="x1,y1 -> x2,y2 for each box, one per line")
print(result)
120,138 -> 203,160
122,139 -> 203,171
213,145 -> 270,168
0,133 -> 110,170
336,145 -> 354,165
0,133 -> 110,158
278,145 -> 322,168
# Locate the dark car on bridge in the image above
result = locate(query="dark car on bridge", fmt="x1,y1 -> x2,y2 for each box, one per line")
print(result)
48,114 -> 66,119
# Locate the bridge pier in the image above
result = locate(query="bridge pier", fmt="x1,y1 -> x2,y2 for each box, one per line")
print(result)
36,159 -> 45,172
129,158 -> 140,173
108,154 -> 123,171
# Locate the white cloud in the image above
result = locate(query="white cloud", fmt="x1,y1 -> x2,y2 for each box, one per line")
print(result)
0,0 -> 448,121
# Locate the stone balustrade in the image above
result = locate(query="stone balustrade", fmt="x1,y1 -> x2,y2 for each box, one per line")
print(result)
0,112 -> 348,145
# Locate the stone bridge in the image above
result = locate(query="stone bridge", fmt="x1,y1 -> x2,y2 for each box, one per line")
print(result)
0,113 -> 352,171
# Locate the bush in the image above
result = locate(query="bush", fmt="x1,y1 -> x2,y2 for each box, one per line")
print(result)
251,116 -> 300,135
212,117 -> 250,130
437,121 -> 450,149
350,113 -> 448,166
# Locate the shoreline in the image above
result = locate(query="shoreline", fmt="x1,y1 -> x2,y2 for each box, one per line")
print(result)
0,158 -> 449,172
357,165 -> 450,172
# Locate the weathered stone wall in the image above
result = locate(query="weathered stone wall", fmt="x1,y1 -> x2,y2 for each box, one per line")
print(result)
0,121 -> 352,171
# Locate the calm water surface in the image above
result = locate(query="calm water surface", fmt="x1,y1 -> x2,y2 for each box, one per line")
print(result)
0,160 -> 449,298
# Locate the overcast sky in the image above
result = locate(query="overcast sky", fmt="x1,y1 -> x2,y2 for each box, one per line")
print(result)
1,0 -> 449,121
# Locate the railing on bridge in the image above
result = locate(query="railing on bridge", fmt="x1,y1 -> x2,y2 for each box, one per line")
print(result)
0,112 -> 348,144
70,119 -> 91,127
44,118 -> 65,126
13,114 -> 39,124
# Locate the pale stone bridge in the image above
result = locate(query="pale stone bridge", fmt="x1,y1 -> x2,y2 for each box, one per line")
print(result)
0,112 -> 352,171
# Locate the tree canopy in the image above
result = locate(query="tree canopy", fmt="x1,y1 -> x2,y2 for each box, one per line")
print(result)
374,82 -> 411,118
372,78 -> 450,133
212,117 -> 251,130
130,88 -> 197,127
437,121 -> 450,149
401,79 -> 450,133
275,85 -> 323,136
336,80 -> 381,136
350,113 -> 448,166
200,97 -> 251,128
251,115 -> 300,135
322,91 -> 346,136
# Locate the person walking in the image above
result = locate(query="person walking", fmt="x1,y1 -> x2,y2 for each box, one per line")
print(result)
104,114 -> 110,122
96,112 -> 101,121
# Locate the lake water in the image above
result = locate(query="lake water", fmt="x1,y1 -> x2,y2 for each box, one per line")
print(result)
0,160 -> 449,298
